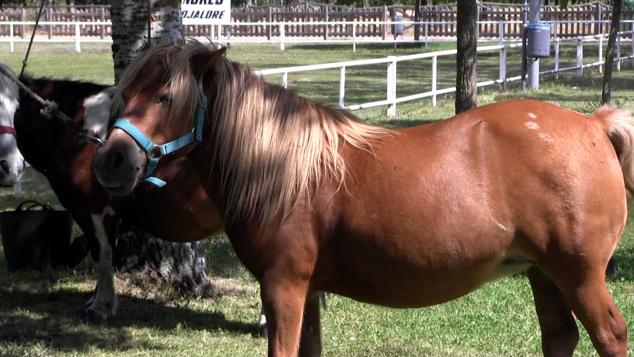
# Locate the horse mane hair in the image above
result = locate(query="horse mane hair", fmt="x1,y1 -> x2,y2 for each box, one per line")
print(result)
0,63 -> 19,121
116,40 -> 392,225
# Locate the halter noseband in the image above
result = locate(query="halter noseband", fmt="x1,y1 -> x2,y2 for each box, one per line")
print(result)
0,125 -> 16,137
112,90 -> 207,187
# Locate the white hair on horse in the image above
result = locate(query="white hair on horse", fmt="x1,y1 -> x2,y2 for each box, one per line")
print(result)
0,63 -> 25,186
84,87 -> 116,140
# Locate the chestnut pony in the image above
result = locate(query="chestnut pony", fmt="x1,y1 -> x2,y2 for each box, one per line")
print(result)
94,41 -> 632,356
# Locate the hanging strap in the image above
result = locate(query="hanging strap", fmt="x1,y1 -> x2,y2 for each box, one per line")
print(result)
20,0 -> 46,78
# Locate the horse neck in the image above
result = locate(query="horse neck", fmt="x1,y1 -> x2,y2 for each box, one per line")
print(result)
204,64 -> 388,225
15,78 -> 107,171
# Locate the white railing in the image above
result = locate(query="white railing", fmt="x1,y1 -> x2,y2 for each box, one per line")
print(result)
0,21 -> 111,53
256,30 -> 634,117
1,19 -> 633,52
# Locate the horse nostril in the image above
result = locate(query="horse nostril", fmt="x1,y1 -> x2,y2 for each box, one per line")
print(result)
105,150 -> 125,172
0,160 -> 9,173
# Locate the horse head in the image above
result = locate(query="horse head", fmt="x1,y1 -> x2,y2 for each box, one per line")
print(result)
0,64 -> 26,186
93,42 -> 225,196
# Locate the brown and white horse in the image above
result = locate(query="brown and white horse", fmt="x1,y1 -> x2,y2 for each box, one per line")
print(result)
0,64 -> 26,185
10,73 -> 222,322
93,41 -> 632,356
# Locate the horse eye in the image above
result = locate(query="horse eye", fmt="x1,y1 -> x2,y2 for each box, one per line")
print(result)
157,95 -> 173,107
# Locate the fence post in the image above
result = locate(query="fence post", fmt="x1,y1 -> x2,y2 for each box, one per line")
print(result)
339,66 -> 346,108
431,55 -> 437,107
352,20 -> 356,53
280,23 -> 285,51
424,21 -> 428,47
324,6 -> 329,40
598,34 -> 603,73
577,37 -> 583,77
47,6 -> 53,39
75,23 -> 81,53
100,7 -> 106,39
382,6 -> 387,40
9,24 -> 14,53
282,72 -> 288,89
616,34 -> 621,71
554,38 -> 560,80
20,8 -> 26,39
387,56 -> 397,117
267,7 -> 272,41
498,21 -> 506,91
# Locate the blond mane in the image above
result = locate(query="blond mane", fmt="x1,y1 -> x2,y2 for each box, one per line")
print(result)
118,41 -> 391,224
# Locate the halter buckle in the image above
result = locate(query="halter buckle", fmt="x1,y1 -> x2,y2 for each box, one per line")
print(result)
147,145 -> 163,160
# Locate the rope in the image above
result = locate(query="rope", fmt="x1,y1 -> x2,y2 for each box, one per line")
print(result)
20,0 -> 46,78
0,65 -> 104,146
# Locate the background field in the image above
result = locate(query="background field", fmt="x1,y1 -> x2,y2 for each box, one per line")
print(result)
0,43 -> 634,356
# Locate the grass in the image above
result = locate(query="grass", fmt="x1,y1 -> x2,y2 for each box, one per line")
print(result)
1,43 -> 634,356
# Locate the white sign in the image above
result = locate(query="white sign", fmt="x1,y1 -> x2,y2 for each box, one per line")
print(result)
181,0 -> 231,25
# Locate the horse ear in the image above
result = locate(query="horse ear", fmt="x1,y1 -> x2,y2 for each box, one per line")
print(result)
191,47 -> 226,78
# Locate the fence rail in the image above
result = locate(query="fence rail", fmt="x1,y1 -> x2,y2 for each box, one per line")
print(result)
255,28 -> 634,117
2,19 -> 634,53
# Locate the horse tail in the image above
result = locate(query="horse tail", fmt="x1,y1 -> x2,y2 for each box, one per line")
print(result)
592,105 -> 634,194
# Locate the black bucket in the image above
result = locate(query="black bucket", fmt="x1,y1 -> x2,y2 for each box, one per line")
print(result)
0,201 -> 86,271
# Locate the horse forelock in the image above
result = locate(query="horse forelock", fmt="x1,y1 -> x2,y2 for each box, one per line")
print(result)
204,49 -> 391,225
113,42 -> 201,128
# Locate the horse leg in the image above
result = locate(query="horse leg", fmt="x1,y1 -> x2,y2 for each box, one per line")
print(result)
85,207 -> 118,323
527,267 -> 579,357
563,274 -> 626,357
299,291 -> 322,357
261,275 -> 309,357
543,250 -> 627,357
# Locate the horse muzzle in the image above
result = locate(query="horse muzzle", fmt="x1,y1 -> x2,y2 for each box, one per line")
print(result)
93,132 -> 146,196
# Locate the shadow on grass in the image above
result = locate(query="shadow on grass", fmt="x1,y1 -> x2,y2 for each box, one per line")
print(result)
0,281 -> 256,353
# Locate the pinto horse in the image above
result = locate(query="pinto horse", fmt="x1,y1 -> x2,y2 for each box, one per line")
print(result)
0,64 -> 26,185
93,41 -> 632,357
9,73 -> 222,322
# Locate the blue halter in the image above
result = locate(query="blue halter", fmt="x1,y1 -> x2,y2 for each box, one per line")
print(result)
112,91 -> 207,187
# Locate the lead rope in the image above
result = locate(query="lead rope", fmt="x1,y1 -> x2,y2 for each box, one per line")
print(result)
20,0 -> 46,78
0,65 -> 104,146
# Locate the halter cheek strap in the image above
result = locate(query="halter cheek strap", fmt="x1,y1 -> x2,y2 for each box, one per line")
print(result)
112,92 -> 207,187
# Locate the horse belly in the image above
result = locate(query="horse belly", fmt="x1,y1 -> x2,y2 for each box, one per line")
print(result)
320,221 -> 519,308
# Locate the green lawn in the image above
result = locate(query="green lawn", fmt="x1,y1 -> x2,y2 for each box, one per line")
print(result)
1,43 -> 634,356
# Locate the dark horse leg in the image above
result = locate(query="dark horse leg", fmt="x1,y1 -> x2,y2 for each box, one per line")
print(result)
527,267 -> 579,356
299,291 -> 322,357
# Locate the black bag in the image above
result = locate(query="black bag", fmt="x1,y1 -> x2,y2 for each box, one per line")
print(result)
0,200 -> 86,271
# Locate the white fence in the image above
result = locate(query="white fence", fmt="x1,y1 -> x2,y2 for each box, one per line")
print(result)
1,19 -> 633,117
256,29 -> 634,117
2,19 -> 634,52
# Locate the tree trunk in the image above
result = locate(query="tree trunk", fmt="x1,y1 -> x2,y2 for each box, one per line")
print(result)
455,0 -> 478,114
110,0 -> 182,82
109,0 -> 212,295
601,0 -> 623,104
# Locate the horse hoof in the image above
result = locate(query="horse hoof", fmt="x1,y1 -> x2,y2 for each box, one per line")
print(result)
84,307 -> 109,324
258,323 -> 268,339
